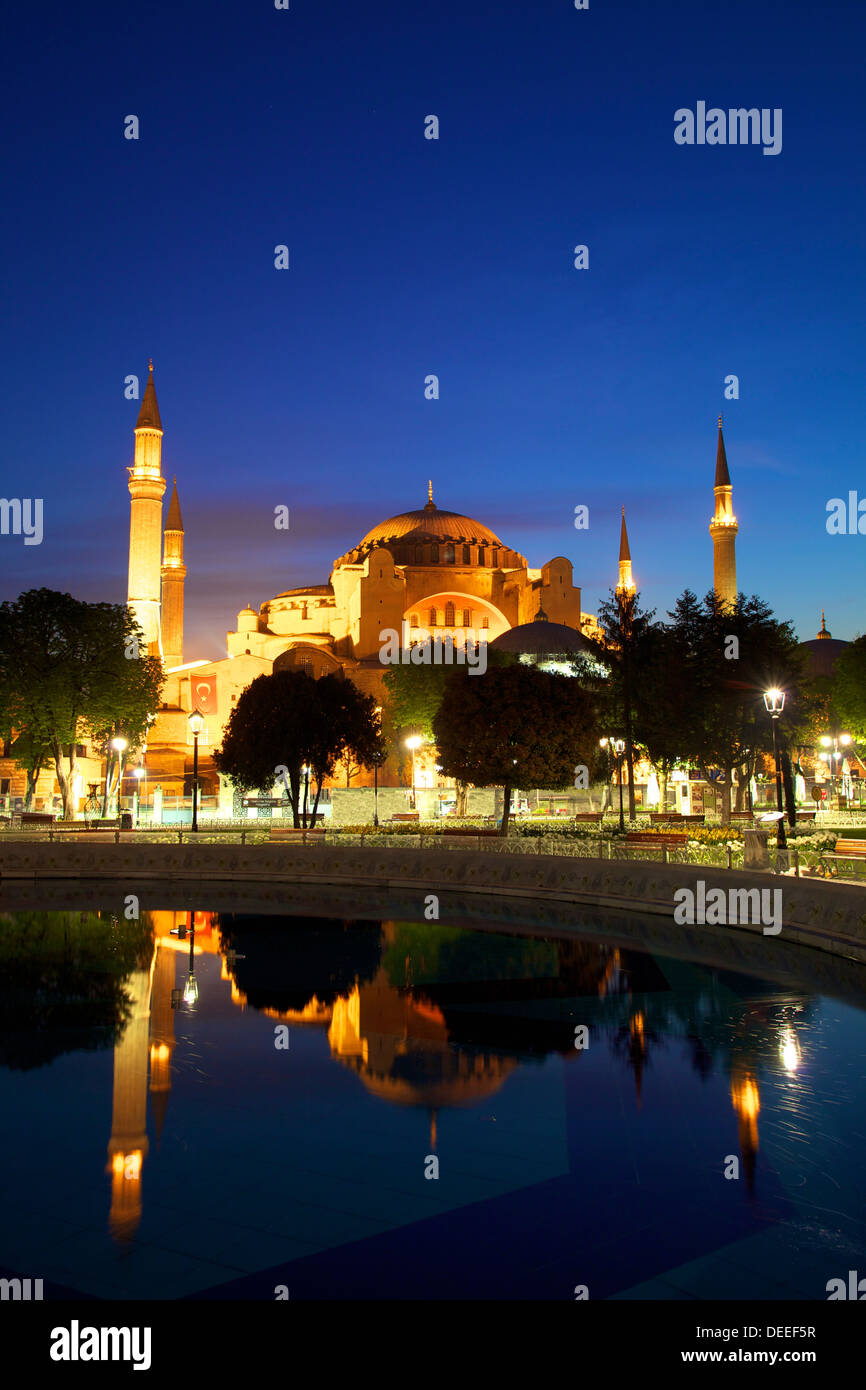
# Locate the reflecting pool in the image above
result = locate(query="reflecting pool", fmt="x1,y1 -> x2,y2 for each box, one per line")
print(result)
1,893 -> 865,1300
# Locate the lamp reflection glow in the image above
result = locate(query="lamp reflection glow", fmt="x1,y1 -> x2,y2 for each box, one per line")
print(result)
778,1027 -> 801,1073
183,973 -> 199,1006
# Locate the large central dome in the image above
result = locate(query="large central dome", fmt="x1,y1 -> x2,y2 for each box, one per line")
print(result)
359,495 -> 503,551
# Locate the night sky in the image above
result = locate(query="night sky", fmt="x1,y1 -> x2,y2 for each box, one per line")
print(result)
2,0 -> 863,658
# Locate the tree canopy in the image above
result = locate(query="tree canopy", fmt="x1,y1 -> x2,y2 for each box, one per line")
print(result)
0,589 -> 163,816
433,663 -> 599,834
215,669 -> 384,826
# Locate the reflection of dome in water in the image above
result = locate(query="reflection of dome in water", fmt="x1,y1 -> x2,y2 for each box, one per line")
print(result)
328,975 -> 517,1108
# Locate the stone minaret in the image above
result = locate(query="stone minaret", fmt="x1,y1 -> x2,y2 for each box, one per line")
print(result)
709,416 -> 738,608
616,507 -> 635,596
127,362 -> 166,656
161,478 -> 185,670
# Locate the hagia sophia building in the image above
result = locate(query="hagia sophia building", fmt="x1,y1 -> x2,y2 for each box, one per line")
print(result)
117,364 -> 749,816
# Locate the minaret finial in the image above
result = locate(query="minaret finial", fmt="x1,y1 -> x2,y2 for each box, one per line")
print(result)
718,413 -> 722,428
149,358 -> 153,372
428,479 -> 433,504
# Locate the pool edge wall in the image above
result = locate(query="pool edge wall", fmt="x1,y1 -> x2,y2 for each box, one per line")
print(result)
1,841 -> 865,965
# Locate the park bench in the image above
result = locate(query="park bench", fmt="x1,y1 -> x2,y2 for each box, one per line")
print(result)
391,812 -> 420,822
574,812 -> 603,825
649,812 -> 705,826
730,811 -> 756,822
269,827 -> 326,842
17,811 -> 56,826
818,838 -> 866,879
622,830 -> 689,861
796,811 -> 816,823
53,819 -> 122,832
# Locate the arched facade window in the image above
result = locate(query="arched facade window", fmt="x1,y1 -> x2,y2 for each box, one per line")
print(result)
429,608 -> 437,627
478,547 -> 487,566
445,601 -> 455,626
444,543 -> 455,564
462,608 -> 471,627
491,550 -> 499,567
431,544 -> 439,562
482,616 -> 489,630
463,545 -> 471,565
409,613 -> 419,628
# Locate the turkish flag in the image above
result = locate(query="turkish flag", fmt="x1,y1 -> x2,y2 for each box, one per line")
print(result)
191,674 -> 217,714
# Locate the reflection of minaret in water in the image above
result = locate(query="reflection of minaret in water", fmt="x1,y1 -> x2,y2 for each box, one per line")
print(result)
148,942 -> 177,1145
730,1064 -> 760,1194
106,959 -> 154,1244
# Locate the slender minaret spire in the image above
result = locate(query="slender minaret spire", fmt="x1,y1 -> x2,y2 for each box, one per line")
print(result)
127,362 -> 166,656
161,477 -> 185,670
709,415 -> 738,607
616,507 -> 635,596
425,479 -> 435,510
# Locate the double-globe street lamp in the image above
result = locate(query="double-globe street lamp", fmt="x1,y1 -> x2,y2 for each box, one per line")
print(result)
188,709 -> 204,832
819,732 -> 852,804
762,688 -> 787,851
599,736 -> 626,832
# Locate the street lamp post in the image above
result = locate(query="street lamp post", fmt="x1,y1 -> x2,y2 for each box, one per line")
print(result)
613,738 -> 626,832
132,766 -> 145,826
763,688 -> 787,851
373,706 -> 383,828
110,736 -> 127,818
188,710 -> 204,832
405,735 -> 422,809
301,763 -> 311,827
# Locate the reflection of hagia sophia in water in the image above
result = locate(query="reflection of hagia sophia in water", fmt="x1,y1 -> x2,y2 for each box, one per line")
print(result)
106,912 -> 804,1241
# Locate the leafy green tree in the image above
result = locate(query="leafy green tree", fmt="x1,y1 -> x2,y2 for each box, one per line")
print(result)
632,623 -> 692,812
667,590 -> 814,823
0,590 -> 162,818
588,589 -> 656,820
433,663 -> 599,836
215,670 -> 384,826
830,636 -> 866,742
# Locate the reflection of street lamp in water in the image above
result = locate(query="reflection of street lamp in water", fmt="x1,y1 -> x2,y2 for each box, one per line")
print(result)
405,736 -> 422,808
183,914 -> 198,1006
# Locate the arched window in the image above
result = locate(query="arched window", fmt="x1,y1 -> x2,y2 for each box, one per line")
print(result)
431,544 -> 439,563
429,608 -> 437,627
463,545 -> 471,565
478,546 -> 487,566
482,616 -> 489,630
462,608 -> 471,627
301,603 -> 308,620
444,543 -> 455,564
491,549 -> 499,567
445,602 -> 455,627
409,613 -> 419,628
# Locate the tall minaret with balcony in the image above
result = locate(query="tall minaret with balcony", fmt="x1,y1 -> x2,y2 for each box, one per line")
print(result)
161,478 -> 185,670
127,362 -> 166,656
709,416 -> 738,607
616,507 -> 635,597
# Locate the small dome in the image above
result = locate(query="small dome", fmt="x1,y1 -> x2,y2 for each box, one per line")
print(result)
491,617 -> 594,659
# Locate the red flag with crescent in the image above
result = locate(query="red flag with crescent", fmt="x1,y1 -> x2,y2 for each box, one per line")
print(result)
191,674 -> 217,714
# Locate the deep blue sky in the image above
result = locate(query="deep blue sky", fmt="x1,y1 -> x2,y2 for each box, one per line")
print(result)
2,0 -> 864,658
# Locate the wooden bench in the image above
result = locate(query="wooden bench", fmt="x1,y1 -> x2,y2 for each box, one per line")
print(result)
622,831 -> 689,861
391,812 -> 420,822
269,828 -> 326,842
818,838 -> 866,878
574,812 -> 603,825
17,811 -> 56,826
649,812 -> 705,826
796,811 -> 816,823
730,811 -> 756,822
442,827 -> 500,838
54,819 -> 122,832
